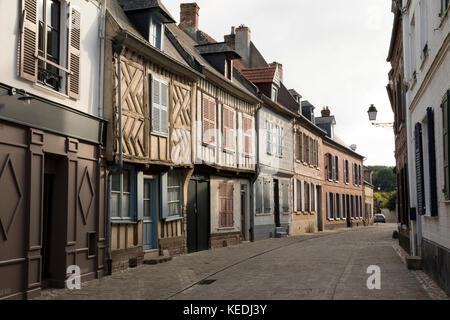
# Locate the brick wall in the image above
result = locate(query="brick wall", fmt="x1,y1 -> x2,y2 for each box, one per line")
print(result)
210,232 -> 241,249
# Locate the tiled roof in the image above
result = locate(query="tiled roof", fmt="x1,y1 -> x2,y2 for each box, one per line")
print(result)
233,59 -> 247,71
240,66 -> 277,84
119,0 -> 176,23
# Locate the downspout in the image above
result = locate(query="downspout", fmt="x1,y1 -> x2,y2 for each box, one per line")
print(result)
98,0 -> 106,117
249,100 -> 262,242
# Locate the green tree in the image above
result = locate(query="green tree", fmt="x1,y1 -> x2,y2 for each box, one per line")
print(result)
369,166 -> 396,192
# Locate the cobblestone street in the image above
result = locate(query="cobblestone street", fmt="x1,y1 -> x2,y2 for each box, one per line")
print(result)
40,224 -> 448,300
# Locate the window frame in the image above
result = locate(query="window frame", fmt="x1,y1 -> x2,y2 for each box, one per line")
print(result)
110,165 -> 137,222
150,75 -> 169,137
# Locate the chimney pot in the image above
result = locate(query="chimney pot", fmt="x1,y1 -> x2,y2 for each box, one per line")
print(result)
321,107 -> 331,117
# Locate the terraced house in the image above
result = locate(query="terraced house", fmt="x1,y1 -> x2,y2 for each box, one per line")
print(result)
0,0 -> 107,298
172,3 -> 259,251
316,107 -> 365,230
103,0 -> 201,271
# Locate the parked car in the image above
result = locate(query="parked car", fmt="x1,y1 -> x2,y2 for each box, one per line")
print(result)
374,214 -> 386,223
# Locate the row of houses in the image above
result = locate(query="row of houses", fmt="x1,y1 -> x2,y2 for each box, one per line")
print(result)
0,0 -> 373,299
387,0 -> 450,295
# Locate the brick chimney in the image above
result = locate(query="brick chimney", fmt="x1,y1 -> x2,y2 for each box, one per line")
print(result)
180,3 -> 199,35
270,62 -> 283,83
321,107 -> 331,117
235,25 -> 251,67
224,26 -> 236,49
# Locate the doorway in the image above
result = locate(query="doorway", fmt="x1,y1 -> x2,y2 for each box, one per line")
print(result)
143,177 -> 159,251
273,179 -> 280,228
42,154 -> 66,288
187,176 -> 210,253
240,185 -> 247,241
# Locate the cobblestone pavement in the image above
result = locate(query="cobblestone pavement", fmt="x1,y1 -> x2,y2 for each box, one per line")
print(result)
39,224 -> 449,300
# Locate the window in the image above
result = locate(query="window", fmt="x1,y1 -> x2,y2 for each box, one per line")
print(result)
149,17 -> 163,49
202,94 -> 216,145
225,59 -> 232,80
336,194 -> 340,220
327,154 -> 333,180
282,181 -> 290,213
266,121 -> 273,154
331,155 -> 336,181
296,180 -> 302,212
223,105 -> 236,151
276,126 -> 283,157
410,16 -> 417,81
305,183 -> 310,212
167,171 -> 182,218
295,131 -> 303,161
151,76 -> 169,136
419,0 -> 428,61
219,182 -> 234,228
310,183 -> 315,212
304,134 -> 309,163
334,156 -> 339,182
272,86 -> 278,102
243,115 -> 253,155
441,0 -> 450,15
143,180 -> 151,218
38,0 -> 61,90
111,168 -> 135,220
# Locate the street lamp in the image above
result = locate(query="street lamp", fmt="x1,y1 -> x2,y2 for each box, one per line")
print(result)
367,104 -> 394,128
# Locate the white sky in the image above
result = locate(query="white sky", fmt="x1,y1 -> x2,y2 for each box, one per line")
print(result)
162,0 -> 396,166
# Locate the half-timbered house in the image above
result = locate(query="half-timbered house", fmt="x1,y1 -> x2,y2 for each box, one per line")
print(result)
104,0 -> 201,271
172,3 -> 259,251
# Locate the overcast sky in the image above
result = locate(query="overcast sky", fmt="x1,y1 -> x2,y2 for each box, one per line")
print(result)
163,0 -> 396,166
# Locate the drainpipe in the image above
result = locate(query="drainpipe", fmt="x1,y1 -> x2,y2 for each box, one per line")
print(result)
249,101 -> 262,242
98,0 -> 106,117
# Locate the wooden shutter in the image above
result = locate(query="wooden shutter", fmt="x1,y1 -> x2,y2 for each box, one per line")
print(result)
297,180 -> 302,212
160,82 -> 169,135
282,182 -> 289,213
202,95 -> 216,144
19,0 -> 39,82
427,108 -> 438,216
255,178 -> 263,214
300,132 -> 303,162
219,183 -> 233,228
415,122 -> 426,215
160,172 -> 168,219
68,7 -> 81,99
336,156 -> 340,181
151,76 -> 161,133
243,115 -> 252,155
223,106 -> 235,151
442,90 -> 450,200
311,183 -> 315,212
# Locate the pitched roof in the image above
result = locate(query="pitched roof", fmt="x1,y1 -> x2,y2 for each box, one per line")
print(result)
240,66 -> 277,84
195,42 -> 241,59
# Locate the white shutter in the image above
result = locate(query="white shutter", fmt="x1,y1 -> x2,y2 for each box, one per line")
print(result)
151,76 -> 169,136
161,81 -> 169,135
68,6 -> 81,99
19,0 -> 39,82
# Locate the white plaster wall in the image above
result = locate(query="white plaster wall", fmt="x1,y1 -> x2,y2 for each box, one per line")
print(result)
0,0 -> 103,117
403,0 -> 450,249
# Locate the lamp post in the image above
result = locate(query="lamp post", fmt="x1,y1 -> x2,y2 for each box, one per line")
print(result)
367,104 -> 394,128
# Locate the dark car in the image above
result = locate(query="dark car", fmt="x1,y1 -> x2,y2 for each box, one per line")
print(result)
374,214 -> 386,223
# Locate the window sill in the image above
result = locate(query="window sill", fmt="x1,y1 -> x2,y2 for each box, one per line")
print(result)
217,227 -> 235,231
34,83 -> 69,99
164,216 -> 183,222
151,131 -> 169,138
111,219 -> 137,224
327,218 -> 334,221
223,148 -> 236,155
281,211 -> 290,215
255,213 -> 272,217
202,142 -> 216,149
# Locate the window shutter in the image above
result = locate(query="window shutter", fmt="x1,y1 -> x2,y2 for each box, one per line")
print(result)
160,82 -> 169,135
227,184 -> 234,227
255,178 -> 263,214
332,155 -> 336,180
243,115 -> 252,155
311,183 -> 315,212
219,183 -> 226,227
151,77 -> 161,133
68,7 -> 81,100
293,179 -> 297,212
300,132 -> 304,162
282,182 -> 289,213
202,96 -> 216,145
340,194 -> 344,219
160,172 -> 168,219
297,180 -> 302,212
443,90 -> 450,200
336,156 -> 339,181
19,0 -> 39,82
263,179 -> 272,213
415,122 -> 426,215
427,108 -> 438,216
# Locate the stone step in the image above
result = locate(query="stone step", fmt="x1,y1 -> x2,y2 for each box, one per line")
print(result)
275,231 -> 288,238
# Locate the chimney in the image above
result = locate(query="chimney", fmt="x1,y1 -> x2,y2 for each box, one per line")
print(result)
235,25 -> 251,67
180,3 -> 199,35
224,26 -> 236,49
321,107 -> 331,117
270,62 -> 283,83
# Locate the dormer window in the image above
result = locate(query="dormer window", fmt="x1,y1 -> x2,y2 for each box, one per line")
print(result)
225,58 -> 232,80
149,17 -> 163,50
272,86 -> 278,102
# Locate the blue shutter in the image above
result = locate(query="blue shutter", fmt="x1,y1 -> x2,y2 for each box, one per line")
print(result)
160,172 -> 169,219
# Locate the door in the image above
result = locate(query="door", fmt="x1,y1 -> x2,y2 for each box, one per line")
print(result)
187,177 -> 210,253
143,178 -> 159,251
42,173 -> 54,287
273,179 -> 280,227
240,186 -> 247,241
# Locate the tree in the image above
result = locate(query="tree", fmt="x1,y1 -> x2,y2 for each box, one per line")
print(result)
368,166 -> 396,192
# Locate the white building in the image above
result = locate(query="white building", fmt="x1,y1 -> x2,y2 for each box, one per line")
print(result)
0,0 -> 107,299
402,0 -> 450,295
